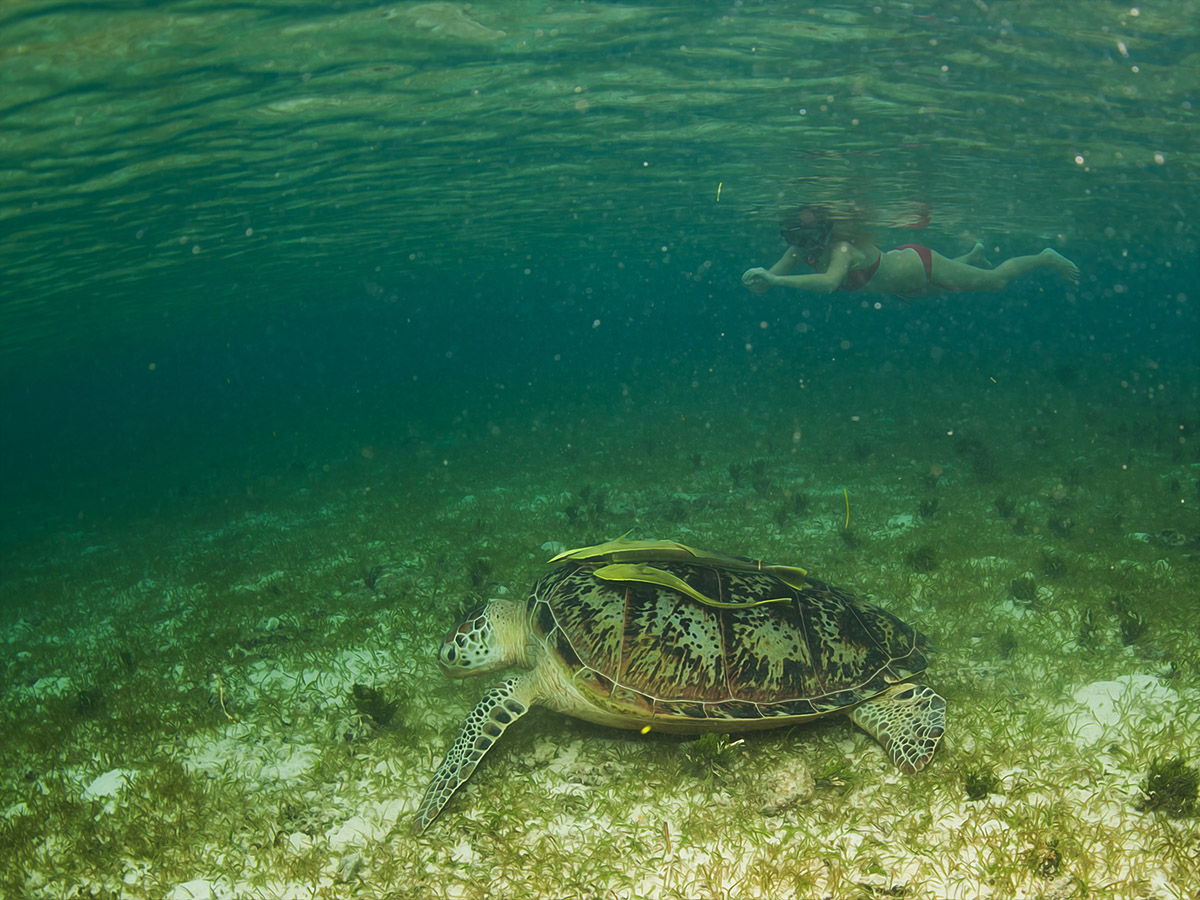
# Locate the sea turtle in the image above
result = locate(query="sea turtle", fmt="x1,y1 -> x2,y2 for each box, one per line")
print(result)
414,539 -> 946,833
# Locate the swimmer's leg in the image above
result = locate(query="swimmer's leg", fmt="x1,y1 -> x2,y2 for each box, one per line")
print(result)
931,248 -> 1079,291
1036,249 -> 1080,284
952,242 -> 991,268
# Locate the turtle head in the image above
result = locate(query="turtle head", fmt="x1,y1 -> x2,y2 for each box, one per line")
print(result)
438,598 -> 528,677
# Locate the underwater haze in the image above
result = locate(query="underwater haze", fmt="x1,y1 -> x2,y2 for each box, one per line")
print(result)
1,2 -> 1197,898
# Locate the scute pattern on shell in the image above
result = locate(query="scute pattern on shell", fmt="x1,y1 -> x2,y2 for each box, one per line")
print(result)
530,561 -> 932,723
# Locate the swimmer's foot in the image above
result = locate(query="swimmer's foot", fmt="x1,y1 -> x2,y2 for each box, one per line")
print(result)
1041,248 -> 1080,285
964,242 -> 992,268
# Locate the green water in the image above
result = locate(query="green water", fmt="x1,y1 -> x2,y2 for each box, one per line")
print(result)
1,2 -> 1197,898
2,1 -> 1194,361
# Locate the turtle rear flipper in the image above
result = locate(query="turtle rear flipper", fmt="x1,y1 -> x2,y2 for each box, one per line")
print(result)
414,674 -> 535,834
849,683 -> 946,774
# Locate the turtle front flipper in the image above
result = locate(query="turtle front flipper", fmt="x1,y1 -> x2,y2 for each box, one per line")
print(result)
414,674 -> 535,834
849,683 -> 946,774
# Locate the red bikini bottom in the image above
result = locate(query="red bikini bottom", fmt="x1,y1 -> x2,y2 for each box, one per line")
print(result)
894,244 -> 933,283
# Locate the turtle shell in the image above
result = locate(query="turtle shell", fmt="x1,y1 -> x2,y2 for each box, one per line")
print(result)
529,560 -> 933,726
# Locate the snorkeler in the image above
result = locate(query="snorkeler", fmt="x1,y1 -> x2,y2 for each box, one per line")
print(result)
741,206 -> 1079,299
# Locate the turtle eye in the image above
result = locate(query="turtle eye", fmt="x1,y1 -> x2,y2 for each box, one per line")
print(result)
441,625 -> 489,669
440,639 -> 471,668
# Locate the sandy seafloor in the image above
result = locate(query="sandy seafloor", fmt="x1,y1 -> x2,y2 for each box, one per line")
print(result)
1,366 -> 1197,900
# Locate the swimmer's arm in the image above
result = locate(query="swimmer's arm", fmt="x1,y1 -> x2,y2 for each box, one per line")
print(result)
742,246 -> 850,294
757,271 -> 842,292
742,247 -> 803,294
768,247 -> 804,274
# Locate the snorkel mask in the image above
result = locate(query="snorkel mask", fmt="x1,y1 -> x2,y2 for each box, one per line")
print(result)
779,211 -> 834,265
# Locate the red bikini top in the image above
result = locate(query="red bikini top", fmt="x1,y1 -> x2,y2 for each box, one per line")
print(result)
839,250 -> 882,292
808,248 -> 881,292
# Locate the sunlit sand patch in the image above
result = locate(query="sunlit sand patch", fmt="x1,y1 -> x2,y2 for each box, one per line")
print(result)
1063,674 -> 1181,746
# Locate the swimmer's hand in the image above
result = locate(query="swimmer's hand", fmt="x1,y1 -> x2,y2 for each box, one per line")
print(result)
742,267 -> 772,293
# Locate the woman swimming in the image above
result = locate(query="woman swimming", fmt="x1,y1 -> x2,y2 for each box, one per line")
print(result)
741,206 -> 1079,298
